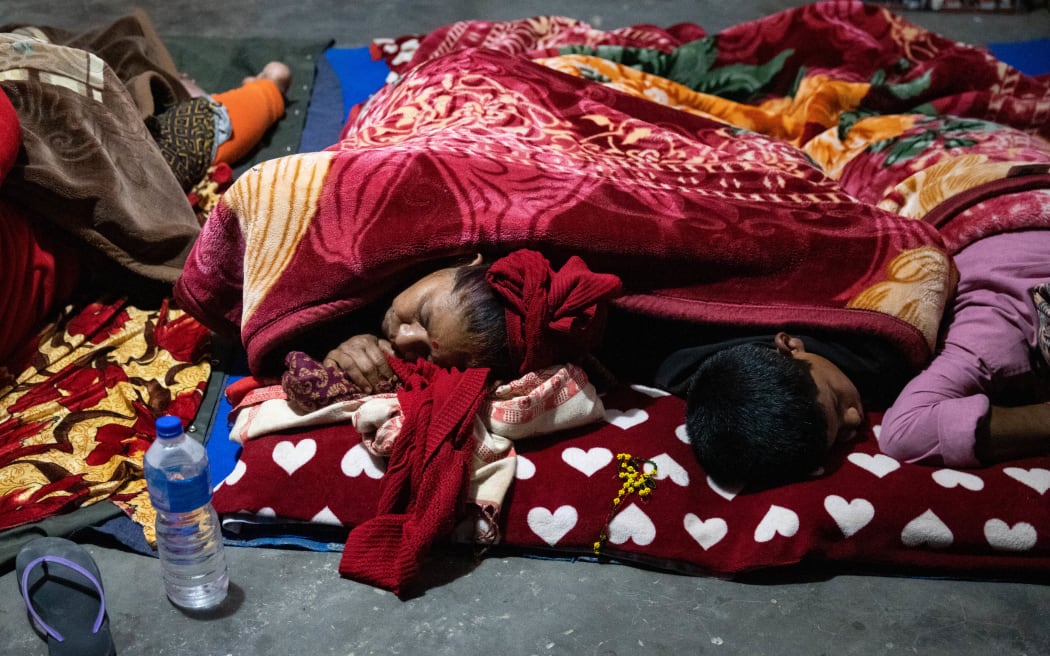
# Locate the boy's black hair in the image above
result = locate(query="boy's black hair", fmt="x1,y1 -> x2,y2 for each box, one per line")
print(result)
685,343 -> 827,488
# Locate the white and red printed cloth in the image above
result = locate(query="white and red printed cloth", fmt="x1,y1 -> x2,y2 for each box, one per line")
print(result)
217,365 -> 604,544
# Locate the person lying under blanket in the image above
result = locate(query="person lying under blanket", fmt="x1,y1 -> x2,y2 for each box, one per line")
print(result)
669,226 -> 1050,490
0,11 -> 293,366
647,329 -> 905,490
1,11 -> 291,196
220,249 -> 623,594
321,250 -> 621,392
241,248 -> 622,415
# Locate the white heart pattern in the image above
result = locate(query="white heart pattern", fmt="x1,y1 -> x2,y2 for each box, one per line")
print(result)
604,407 -> 650,430
983,519 -> 1038,552
901,509 -> 953,548
650,453 -> 690,486
754,505 -> 799,543
674,423 -> 690,444
527,505 -> 578,546
311,506 -> 342,526
515,454 -> 536,480
1003,467 -> 1050,495
707,475 -> 742,501
223,459 -> 247,486
684,513 -> 728,550
561,447 -> 613,477
340,443 -> 385,479
931,469 -> 984,491
272,439 -> 317,476
847,452 -> 901,479
823,495 -> 875,538
608,503 -> 657,547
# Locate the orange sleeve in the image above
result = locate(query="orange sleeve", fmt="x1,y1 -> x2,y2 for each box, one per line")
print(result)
211,79 -> 286,165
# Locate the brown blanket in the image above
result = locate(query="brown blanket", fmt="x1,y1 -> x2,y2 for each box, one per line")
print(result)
0,10 -> 199,283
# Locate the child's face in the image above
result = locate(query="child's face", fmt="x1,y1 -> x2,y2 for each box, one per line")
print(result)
795,350 -> 865,448
381,267 -> 472,369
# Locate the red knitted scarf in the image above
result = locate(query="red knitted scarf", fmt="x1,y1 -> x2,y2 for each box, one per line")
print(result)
338,358 -> 489,597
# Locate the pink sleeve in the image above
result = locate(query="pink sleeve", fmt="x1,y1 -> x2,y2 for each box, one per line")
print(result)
878,339 -> 991,468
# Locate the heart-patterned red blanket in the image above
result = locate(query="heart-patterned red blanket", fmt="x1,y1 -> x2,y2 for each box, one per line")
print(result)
213,384 -> 1050,580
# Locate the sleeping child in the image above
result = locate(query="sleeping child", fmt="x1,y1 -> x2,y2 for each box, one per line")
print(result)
661,112 -> 1050,489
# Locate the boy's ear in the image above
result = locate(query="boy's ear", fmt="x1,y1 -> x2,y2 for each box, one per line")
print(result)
774,332 -> 806,355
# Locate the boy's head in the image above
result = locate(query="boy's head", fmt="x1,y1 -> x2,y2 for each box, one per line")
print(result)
685,332 -> 864,488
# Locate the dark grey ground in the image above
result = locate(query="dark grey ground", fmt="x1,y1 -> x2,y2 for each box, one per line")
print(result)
1,2 -> 1049,655
5,0 -> 1048,47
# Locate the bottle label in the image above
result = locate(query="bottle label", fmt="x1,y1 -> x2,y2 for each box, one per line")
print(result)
146,469 -> 212,513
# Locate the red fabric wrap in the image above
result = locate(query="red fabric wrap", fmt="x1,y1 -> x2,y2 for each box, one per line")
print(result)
486,250 -> 623,375
0,89 -> 80,366
0,89 -> 18,179
338,359 -> 490,597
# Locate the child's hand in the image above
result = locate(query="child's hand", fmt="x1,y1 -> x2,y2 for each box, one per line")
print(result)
323,334 -> 397,393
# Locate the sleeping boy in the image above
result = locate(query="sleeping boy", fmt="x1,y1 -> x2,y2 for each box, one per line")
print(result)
656,226 -> 1050,490
649,329 -> 906,489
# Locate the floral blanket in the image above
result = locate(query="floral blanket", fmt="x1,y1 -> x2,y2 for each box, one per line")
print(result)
377,1 -> 1050,252
175,3 -> 969,378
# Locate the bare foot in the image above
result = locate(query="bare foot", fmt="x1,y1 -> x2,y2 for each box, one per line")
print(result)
242,61 -> 292,95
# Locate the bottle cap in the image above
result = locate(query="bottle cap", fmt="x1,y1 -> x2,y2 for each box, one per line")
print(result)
155,415 -> 184,439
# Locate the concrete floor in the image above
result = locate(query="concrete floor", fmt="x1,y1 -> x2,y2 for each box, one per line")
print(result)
3,2 -> 1050,655
3,0 -> 1048,47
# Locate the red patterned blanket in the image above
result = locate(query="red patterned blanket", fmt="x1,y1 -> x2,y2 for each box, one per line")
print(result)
175,6 -> 959,376
0,298 -> 210,536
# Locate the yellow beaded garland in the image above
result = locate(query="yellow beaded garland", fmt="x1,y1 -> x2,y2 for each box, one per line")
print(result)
593,453 -> 658,555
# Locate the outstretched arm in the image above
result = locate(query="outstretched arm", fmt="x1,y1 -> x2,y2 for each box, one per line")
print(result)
981,404 -> 1050,463
879,347 -> 1050,466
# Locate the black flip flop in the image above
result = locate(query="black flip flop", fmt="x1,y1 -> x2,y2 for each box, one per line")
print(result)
16,537 -> 117,656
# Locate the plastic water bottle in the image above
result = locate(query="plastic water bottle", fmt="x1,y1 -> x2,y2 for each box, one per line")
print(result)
144,415 -> 229,610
